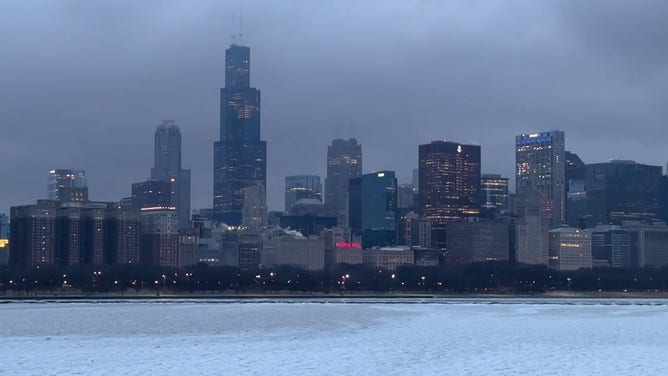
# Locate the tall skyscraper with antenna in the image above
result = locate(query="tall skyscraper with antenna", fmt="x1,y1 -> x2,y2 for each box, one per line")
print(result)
213,44 -> 266,225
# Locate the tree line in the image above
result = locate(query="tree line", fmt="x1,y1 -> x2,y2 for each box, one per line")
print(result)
1,262 -> 668,294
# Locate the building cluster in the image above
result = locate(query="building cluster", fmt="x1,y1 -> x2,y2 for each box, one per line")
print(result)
2,44 -> 668,274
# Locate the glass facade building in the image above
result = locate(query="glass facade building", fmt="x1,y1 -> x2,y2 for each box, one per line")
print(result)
325,138 -> 362,218
585,160 -> 663,225
419,141 -> 481,224
348,171 -> 397,248
48,169 -> 87,200
480,174 -> 508,218
214,44 -> 266,225
515,131 -> 565,227
285,175 -> 322,212
150,120 -> 191,229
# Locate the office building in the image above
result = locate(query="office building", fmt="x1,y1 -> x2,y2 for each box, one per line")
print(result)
9,200 -> 59,268
515,131 -> 566,226
285,175 -> 322,213
131,180 -> 172,210
48,169 -> 86,200
241,182 -> 267,231
419,141 -> 481,224
419,140 -> 481,249
324,138 -> 362,219
139,207 -> 179,268
348,171 -> 398,248
150,120 -> 192,229
548,227 -> 592,271
104,206 -> 141,265
262,238 -> 326,271
214,44 -> 266,225
0,213 -> 8,239
362,247 -> 414,271
480,174 -> 509,219
515,186 -> 549,265
446,220 -> 509,263
585,160 -> 663,225
588,225 -> 633,268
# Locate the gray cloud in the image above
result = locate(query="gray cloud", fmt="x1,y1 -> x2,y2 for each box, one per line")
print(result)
1,0 -> 666,215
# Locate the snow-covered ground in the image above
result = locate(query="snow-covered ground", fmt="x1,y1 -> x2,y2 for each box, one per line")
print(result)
2,299 -> 667,375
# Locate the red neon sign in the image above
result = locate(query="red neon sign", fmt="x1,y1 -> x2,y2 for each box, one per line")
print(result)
336,242 -> 362,248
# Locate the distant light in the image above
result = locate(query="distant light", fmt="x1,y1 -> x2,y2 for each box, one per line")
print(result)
336,242 -> 362,248
377,172 -> 385,177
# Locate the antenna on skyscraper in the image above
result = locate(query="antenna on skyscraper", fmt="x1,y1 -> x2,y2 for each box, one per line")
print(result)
239,0 -> 244,44
231,13 -> 237,45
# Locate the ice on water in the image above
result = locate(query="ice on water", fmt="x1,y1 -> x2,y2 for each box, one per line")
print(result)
2,299 -> 668,375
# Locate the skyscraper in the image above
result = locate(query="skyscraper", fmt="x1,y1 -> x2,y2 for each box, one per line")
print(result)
150,120 -> 191,229
213,44 -> 266,225
324,138 -> 362,219
515,130 -> 566,226
480,174 -> 509,218
585,160 -> 663,225
242,182 -> 267,231
348,171 -> 398,248
48,169 -> 86,200
285,175 -> 322,212
419,141 -> 481,224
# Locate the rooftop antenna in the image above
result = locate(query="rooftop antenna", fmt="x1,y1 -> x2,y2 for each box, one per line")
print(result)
231,13 -> 237,45
239,0 -> 244,44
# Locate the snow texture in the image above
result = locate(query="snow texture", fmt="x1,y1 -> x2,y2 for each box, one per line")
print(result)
1,299 -> 667,375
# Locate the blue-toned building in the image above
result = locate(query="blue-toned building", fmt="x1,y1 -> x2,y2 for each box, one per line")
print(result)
48,169 -> 87,200
213,44 -> 266,225
285,175 -> 322,212
515,131 -> 565,227
349,171 -> 398,248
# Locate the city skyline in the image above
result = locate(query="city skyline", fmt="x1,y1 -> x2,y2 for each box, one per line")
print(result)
1,1 -> 668,215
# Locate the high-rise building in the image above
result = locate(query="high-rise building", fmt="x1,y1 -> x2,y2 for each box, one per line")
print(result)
285,175 -> 322,212
514,186 -> 549,265
104,206 -> 140,265
548,227 -> 592,271
419,141 -> 481,224
48,169 -> 86,200
150,120 -> 191,229
139,207 -> 179,268
585,160 -> 663,225
9,200 -> 59,268
324,138 -> 362,219
480,174 -> 509,218
348,171 -> 397,248
446,220 -> 509,263
213,44 -> 266,225
242,182 -> 267,231
515,131 -> 566,226
131,180 -> 172,210
0,213 -> 8,239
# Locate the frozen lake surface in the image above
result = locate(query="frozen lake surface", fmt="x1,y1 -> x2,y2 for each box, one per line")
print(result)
2,298 -> 668,375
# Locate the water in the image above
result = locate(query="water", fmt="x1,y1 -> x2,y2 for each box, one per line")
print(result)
2,299 -> 667,375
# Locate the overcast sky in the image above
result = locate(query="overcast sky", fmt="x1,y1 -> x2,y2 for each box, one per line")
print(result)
1,0 -> 667,214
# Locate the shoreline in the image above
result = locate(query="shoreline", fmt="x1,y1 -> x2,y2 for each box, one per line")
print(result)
3,290 -> 668,301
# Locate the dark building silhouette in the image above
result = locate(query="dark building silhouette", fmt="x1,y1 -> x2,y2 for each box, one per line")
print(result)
515,131 -> 566,226
139,207 -> 179,268
213,44 -> 266,225
285,175 -> 322,213
565,151 -> 586,182
9,200 -> 58,268
104,206 -> 140,265
150,120 -> 191,229
348,171 -> 398,248
480,174 -> 508,219
585,160 -> 663,225
48,169 -> 86,200
324,138 -> 362,220
131,180 -> 172,210
419,141 -> 481,250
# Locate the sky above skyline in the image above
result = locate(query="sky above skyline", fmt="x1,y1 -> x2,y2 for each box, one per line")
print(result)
1,0 -> 667,214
